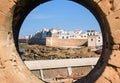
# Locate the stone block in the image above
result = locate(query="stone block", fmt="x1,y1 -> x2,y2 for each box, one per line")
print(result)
112,45 -> 120,50
97,66 -> 120,83
114,0 -> 120,11
98,0 -> 113,15
108,50 -> 120,67
96,75 -> 111,83
107,10 -> 120,44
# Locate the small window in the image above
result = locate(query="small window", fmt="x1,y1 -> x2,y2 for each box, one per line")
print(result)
99,37 -> 100,39
91,39 -> 93,41
66,36 -> 69,39
98,40 -> 100,42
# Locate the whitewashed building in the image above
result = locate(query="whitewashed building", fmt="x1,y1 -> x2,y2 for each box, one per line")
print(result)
96,32 -> 103,46
28,28 -> 103,47
87,30 -> 103,47
58,30 -> 83,39
46,28 -> 83,39
79,32 -> 88,39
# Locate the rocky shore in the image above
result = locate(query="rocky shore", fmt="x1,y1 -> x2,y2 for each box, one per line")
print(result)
19,44 -> 100,60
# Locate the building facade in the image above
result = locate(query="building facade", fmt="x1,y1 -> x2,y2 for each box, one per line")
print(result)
26,28 -> 102,47
87,30 -> 103,47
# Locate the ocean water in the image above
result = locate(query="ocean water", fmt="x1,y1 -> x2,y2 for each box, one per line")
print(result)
19,47 -> 27,60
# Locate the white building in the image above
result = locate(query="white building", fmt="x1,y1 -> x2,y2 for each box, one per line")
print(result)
79,32 -> 88,39
28,28 -> 103,47
31,28 -> 87,40
58,30 -> 83,39
96,32 -> 103,46
87,30 -> 103,47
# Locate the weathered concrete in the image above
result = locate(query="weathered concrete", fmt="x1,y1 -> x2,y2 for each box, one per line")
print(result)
24,58 -> 99,70
0,0 -> 120,83
24,58 -> 98,81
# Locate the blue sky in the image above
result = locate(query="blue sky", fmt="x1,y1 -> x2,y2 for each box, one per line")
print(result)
19,0 -> 101,36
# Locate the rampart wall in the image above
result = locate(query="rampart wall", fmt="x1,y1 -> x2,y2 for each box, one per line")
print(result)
46,37 -> 87,47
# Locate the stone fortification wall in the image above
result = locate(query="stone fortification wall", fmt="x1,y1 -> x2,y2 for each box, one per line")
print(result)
46,37 -> 87,47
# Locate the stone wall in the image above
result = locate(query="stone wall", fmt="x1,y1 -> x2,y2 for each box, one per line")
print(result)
46,37 -> 87,47
0,0 -> 120,83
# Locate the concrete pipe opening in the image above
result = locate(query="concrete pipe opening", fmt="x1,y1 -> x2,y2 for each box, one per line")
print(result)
0,0 -> 120,83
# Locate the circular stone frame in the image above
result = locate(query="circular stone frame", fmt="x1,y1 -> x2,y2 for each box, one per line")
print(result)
0,0 -> 120,83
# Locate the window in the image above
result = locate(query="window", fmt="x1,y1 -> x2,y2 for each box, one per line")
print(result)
91,39 -> 93,41
99,37 -> 100,39
98,40 -> 100,42
66,36 -> 69,39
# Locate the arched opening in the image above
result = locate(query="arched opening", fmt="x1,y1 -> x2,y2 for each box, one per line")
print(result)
18,0 -> 103,82
12,0 -> 112,83
0,0 -> 115,83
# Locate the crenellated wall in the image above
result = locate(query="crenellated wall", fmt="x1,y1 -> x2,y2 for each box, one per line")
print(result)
0,0 -> 120,83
